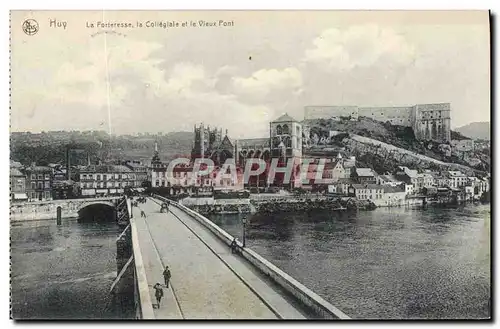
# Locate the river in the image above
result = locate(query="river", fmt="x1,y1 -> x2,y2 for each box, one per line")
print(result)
10,204 -> 490,319
209,204 -> 491,319
10,219 -> 134,319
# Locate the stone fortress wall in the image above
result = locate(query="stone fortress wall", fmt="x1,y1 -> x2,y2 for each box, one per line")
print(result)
304,103 -> 451,143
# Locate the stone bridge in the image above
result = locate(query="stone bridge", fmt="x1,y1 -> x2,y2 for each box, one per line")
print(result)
111,195 -> 351,320
10,196 -> 124,222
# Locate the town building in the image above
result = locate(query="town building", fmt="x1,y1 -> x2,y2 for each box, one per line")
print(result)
351,168 -> 377,184
10,168 -> 27,201
446,171 -> 468,189
381,185 -> 407,207
125,160 -> 148,187
79,165 -> 135,197
394,166 -> 419,190
149,142 -> 169,188
376,173 -> 401,187
24,165 -> 53,201
351,184 -> 385,202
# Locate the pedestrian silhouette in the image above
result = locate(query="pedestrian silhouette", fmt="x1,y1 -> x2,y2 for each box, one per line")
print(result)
163,266 -> 171,288
153,283 -> 164,308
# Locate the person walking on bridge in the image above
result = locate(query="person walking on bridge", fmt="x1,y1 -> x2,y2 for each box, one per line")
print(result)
163,266 -> 171,288
153,283 -> 164,309
141,210 -> 146,218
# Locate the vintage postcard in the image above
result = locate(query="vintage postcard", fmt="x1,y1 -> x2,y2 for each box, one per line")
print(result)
9,10 -> 490,320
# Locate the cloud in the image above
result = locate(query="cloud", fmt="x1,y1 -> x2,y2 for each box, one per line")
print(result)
304,25 -> 415,70
232,67 -> 303,96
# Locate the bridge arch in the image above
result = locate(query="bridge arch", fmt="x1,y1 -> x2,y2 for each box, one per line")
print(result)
77,200 -> 117,223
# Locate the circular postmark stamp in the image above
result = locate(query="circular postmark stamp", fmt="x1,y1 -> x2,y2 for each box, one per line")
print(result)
22,19 -> 39,36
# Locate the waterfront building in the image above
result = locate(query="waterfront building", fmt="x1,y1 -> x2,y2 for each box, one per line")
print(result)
381,185 -> 407,207
24,165 -> 53,201
404,184 -> 415,195
394,166 -> 419,188
415,172 -> 435,192
79,165 -> 135,197
10,168 -> 27,201
125,160 -> 148,187
351,184 -> 385,202
446,171 -> 468,189
334,178 -> 356,195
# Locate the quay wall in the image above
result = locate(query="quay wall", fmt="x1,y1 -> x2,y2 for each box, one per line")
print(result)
153,194 -> 351,320
10,200 -> 79,221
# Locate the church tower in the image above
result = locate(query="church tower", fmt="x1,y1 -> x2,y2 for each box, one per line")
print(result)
269,113 -> 303,188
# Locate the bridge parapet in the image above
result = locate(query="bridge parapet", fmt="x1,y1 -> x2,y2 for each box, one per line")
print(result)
152,194 -> 351,320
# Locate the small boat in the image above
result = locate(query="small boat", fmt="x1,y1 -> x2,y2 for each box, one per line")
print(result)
332,206 -> 347,211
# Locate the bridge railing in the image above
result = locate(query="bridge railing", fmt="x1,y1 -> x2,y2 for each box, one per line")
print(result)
152,194 -> 351,320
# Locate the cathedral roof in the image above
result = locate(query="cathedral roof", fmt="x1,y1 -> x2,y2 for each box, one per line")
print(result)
237,138 -> 270,148
272,113 -> 298,123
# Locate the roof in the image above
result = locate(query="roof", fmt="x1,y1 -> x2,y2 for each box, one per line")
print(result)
80,165 -> 133,173
125,162 -> 146,168
355,168 -> 375,177
10,168 -> 24,176
352,184 -> 384,190
272,113 -> 298,123
337,178 -> 355,184
379,174 -> 398,183
237,138 -> 270,148
447,171 -> 466,177
397,166 -> 419,178
10,160 -> 23,168
383,185 -> 405,193
26,166 -> 52,172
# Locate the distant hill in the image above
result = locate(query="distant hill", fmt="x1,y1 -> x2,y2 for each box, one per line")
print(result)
10,130 -> 194,166
455,122 -> 490,140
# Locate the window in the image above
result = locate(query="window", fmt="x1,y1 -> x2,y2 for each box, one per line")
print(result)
44,174 -> 50,180
97,175 -> 101,181
276,125 -> 282,135
38,174 -> 43,180
156,180 -> 160,187
103,174 -> 107,181
282,124 -> 289,135
82,174 -> 87,180
37,182 -> 43,189
161,181 -> 165,187
31,174 -> 36,180
44,191 -> 51,200
118,174 -> 122,180
31,182 -> 36,190
44,181 -> 50,189
30,192 -> 36,199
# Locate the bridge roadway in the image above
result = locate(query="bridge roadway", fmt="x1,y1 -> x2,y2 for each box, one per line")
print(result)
132,197 -> 309,319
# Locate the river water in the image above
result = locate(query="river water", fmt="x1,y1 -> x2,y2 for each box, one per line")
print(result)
209,204 -> 491,319
10,219 -> 134,319
10,205 -> 490,319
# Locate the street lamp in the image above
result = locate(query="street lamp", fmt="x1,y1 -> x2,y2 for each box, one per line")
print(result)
242,215 -> 247,248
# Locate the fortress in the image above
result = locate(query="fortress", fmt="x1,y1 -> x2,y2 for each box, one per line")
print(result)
304,103 -> 451,143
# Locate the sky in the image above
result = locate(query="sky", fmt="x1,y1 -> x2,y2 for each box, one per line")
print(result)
11,10 -> 490,139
